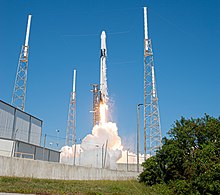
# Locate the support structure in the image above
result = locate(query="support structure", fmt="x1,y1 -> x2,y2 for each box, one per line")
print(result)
91,84 -> 100,126
66,70 -> 77,146
12,15 -> 32,111
143,7 -> 162,158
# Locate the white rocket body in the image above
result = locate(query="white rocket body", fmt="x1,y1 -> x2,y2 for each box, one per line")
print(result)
100,31 -> 108,103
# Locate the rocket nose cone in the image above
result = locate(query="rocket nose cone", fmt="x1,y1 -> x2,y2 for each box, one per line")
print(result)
101,31 -> 106,39
101,31 -> 107,50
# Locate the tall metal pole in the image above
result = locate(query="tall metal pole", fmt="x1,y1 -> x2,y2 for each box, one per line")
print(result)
137,103 -> 143,172
12,15 -> 32,111
143,7 -> 148,160
79,149 -> 81,165
127,149 -> 129,171
104,140 -> 108,168
24,15 -> 32,57
102,144 -> 104,168
73,142 -> 76,165
43,134 -> 47,161
56,129 -> 59,149
143,7 -> 162,157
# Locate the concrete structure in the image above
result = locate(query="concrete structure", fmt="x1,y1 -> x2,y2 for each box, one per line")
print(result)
0,100 -> 42,145
0,156 -> 138,180
0,138 -> 14,157
116,163 -> 143,172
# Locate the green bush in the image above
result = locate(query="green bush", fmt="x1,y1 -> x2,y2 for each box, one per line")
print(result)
139,156 -> 163,186
139,115 -> 220,194
193,163 -> 220,194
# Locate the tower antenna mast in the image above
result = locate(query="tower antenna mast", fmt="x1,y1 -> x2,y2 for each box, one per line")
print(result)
12,15 -> 32,111
143,7 -> 162,158
66,70 -> 77,146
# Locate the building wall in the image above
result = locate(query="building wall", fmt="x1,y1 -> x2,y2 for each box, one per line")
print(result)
0,156 -> 138,180
0,139 -> 14,157
14,141 -> 60,162
0,138 -> 60,162
0,101 -> 14,139
0,100 -> 42,145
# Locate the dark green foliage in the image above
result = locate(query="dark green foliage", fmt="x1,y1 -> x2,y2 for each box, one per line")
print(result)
139,156 -> 163,185
139,114 -> 220,194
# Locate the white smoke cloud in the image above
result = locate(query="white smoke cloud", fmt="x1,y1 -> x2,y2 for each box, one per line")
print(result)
60,122 -> 146,169
82,122 -> 122,150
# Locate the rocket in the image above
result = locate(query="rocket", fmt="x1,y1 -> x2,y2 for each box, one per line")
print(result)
100,31 -> 108,103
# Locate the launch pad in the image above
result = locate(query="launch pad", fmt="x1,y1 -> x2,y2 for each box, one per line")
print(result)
0,5 -> 163,175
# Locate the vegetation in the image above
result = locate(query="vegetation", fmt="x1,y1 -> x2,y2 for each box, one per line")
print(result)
0,176 -> 171,195
139,114 -> 220,194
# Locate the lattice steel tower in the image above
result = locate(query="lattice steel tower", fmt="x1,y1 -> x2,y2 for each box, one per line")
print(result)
90,84 -> 100,127
12,15 -> 32,111
66,70 -> 77,146
143,7 -> 162,158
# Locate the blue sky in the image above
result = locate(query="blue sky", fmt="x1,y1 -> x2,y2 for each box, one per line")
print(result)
0,0 -> 219,152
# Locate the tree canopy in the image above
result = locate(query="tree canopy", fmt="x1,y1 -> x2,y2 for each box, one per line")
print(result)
139,114 -> 220,194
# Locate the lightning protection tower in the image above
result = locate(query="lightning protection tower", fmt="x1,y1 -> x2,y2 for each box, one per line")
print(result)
11,15 -> 32,111
90,84 -> 100,127
66,70 -> 77,146
143,7 -> 162,158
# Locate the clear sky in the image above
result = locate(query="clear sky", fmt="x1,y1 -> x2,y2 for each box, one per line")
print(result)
0,0 -> 219,152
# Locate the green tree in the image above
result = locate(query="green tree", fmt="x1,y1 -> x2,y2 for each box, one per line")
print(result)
139,114 -> 220,194
139,156 -> 163,185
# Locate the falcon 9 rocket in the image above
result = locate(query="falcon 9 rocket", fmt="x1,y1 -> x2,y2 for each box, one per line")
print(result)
98,31 -> 108,124
100,31 -> 108,104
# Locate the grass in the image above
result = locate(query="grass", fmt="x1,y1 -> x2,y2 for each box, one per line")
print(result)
0,176 -> 172,195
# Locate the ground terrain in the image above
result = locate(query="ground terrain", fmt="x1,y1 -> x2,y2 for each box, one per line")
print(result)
0,176 -> 171,195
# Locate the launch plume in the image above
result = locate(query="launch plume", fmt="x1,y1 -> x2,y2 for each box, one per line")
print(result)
61,122 -> 123,169
60,30 -> 145,169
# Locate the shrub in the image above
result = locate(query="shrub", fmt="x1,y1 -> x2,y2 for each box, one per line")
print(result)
139,115 -> 220,194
